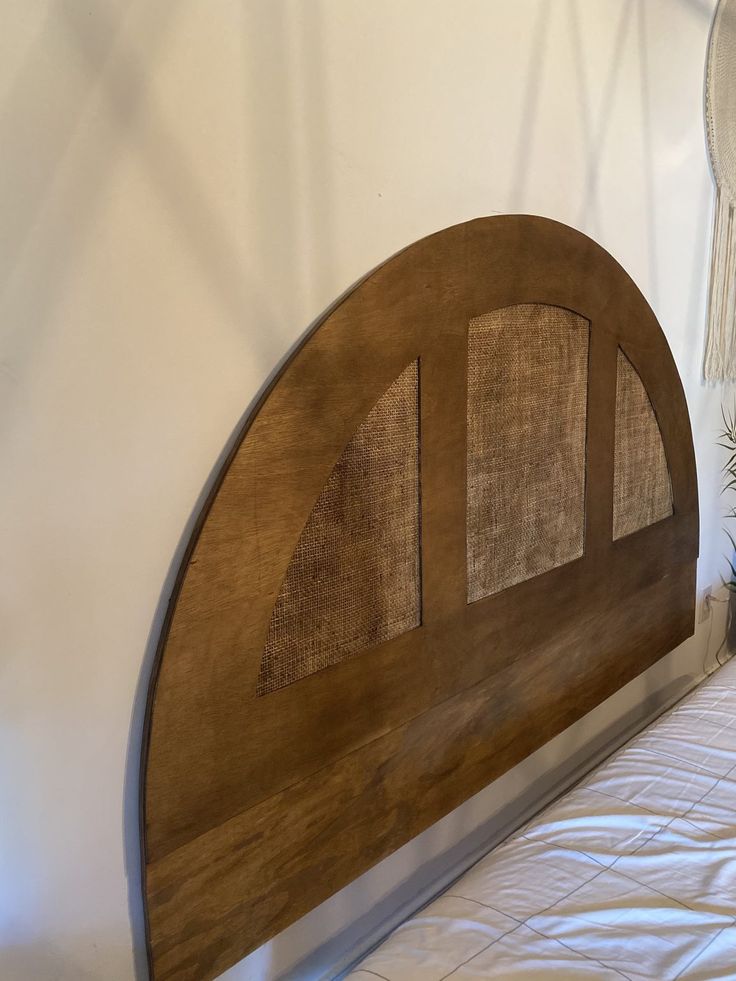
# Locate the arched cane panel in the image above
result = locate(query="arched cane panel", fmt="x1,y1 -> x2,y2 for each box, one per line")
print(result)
467,304 -> 589,601
258,361 -> 421,695
141,217 -> 699,981
613,348 -> 673,540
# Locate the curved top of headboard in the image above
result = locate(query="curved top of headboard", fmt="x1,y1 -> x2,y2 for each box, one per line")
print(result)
141,215 -> 698,981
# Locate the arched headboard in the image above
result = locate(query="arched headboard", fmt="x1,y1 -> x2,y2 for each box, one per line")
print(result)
141,216 -> 698,981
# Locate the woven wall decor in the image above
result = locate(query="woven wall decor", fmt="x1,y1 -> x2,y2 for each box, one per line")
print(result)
613,349 -> 673,539
704,0 -> 736,380
466,304 -> 589,601
257,361 -> 421,695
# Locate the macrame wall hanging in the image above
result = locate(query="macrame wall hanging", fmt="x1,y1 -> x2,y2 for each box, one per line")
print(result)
704,0 -> 736,381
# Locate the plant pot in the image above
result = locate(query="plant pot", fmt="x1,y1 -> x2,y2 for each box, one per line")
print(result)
727,590 -> 736,654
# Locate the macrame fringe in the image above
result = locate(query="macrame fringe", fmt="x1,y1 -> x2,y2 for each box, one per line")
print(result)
704,186 -> 736,381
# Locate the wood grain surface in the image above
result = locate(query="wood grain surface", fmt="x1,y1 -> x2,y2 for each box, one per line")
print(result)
140,216 -> 699,980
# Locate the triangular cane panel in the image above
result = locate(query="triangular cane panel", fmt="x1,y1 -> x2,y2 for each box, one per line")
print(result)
613,349 -> 673,540
257,360 -> 421,695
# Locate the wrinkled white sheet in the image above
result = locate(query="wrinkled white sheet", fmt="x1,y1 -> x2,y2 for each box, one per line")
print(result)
348,659 -> 736,979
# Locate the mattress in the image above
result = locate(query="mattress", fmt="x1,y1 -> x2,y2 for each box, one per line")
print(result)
347,657 -> 736,980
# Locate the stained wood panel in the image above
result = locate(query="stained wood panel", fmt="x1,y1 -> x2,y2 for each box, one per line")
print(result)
140,216 -> 699,981
147,563 -> 694,981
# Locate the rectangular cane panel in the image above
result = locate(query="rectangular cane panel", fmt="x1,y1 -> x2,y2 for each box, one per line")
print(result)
467,304 -> 590,601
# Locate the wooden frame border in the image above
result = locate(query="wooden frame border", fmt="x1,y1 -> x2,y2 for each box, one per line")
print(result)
140,216 -> 698,980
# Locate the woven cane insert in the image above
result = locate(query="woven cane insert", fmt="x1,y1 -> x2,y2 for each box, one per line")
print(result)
467,304 -> 589,602
257,361 -> 421,695
613,349 -> 672,540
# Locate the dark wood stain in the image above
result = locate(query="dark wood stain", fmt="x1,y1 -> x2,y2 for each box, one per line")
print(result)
140,216 -> 699,980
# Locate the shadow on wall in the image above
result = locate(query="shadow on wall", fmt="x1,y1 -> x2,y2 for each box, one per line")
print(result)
511,0 -> 713,325
507,0 -> 552,210
572,0 -> 637,244
508,1 -> 654,292
0,2 -> 177,438
0,0 -> 306,441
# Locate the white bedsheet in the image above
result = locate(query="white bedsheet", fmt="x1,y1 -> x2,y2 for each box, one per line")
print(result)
347,658 -> 736,980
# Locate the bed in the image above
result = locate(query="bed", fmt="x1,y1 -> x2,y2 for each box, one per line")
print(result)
139,215 -> 700,980
347,657 -> 736,980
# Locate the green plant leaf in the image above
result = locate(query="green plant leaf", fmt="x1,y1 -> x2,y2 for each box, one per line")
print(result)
725,528 -> 736,555
728,402 -> 736,436
724,554 -> 736,581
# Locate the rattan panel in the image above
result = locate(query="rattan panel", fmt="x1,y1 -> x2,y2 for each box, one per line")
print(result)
467,304 -> 589,601
257,361 -> 421,695
613,349 -> 673,540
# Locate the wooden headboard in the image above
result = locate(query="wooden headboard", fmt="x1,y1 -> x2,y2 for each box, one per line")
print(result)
141,216 -> 698,981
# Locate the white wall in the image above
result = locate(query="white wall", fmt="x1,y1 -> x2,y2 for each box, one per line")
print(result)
0,1 -> 730,979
